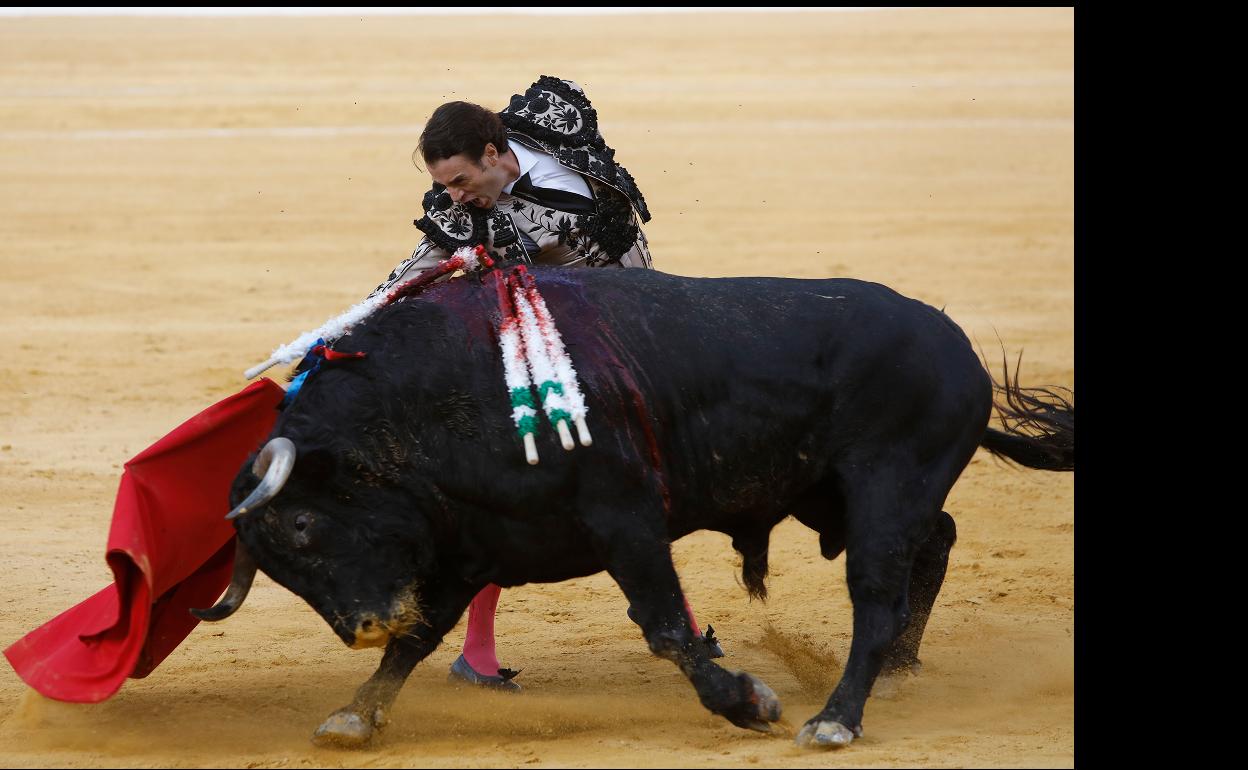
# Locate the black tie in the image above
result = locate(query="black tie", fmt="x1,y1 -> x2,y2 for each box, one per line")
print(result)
510,172 -> 595,214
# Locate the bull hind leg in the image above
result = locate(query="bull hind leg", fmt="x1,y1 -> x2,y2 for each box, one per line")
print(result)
583,504 -> 783,732
880,510 -> 956,677
795,463 -> 947,750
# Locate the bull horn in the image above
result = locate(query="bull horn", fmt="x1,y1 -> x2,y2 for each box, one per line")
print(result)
225,436 -> 296,520
189,538 -> 258,622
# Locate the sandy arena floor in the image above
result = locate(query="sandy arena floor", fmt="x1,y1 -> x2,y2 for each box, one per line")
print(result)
0,8 -> 1074,767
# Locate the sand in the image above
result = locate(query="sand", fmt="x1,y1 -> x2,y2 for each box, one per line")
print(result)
0,8 -> 1074,767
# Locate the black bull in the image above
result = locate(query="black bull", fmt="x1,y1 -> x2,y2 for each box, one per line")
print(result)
194,266 -> 1073,749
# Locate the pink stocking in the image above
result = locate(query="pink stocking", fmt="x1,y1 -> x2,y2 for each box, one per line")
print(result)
462,583 -> 502,676
683,595 -> 703,637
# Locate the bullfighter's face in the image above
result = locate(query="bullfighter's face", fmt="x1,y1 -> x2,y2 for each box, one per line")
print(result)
229,467 -> 432,651
428,142 -> 513,210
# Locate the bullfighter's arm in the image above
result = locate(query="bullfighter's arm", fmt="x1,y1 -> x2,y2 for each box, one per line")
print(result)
240,238 -> 454,379
367,238 -> 453,299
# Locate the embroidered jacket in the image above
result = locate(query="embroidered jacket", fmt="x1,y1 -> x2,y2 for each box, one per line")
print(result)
374,76 -> 652,296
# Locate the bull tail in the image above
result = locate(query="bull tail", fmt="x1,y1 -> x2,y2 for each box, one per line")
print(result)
979,349 -> 1074,472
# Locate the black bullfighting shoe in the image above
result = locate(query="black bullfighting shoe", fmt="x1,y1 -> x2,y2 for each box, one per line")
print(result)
626,606 -> 726,658
701,625 -> 726,659
448,654 -> 522,692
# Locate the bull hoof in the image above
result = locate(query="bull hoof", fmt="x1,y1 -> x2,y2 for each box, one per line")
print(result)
795,719 -> 860,750
726,673 -> 783,732
312,709 -> 375,748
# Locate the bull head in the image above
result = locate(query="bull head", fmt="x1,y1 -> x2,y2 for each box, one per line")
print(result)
190,437 -> 296,622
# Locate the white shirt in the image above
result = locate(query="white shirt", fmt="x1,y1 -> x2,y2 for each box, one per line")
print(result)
503,141 -> 593,200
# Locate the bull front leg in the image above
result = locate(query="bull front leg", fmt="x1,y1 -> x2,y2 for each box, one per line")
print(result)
312,581 -> 479,748
583,505 -> 782,732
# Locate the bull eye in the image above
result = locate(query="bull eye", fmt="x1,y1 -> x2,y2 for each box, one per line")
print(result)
291,512 -> 312,548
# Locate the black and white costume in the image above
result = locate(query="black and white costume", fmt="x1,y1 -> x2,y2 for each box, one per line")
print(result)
373,76 -> 653,296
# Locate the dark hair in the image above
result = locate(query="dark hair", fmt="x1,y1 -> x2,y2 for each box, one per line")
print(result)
417,101 -> 509,165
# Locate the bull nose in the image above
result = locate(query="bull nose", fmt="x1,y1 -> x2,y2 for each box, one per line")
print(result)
349,616 -> 390,649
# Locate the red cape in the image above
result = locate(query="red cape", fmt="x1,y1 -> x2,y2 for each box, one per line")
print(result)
4,378 -> 284,702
